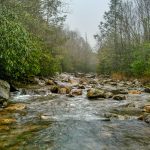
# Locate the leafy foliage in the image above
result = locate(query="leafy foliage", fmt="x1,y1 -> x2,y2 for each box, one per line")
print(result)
0,8 -> 40,79
0,0 -> 97,80
131,43 -> 150,76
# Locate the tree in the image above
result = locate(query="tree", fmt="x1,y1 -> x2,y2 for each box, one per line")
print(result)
96,0 -> 150,77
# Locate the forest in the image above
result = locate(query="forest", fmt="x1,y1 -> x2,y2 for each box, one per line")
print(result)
0,0 -> 150,80
0,0 -> 97,81
95,0 -> 150,78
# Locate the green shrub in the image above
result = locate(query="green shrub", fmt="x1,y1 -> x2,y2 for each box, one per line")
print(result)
0,8 -> 41,79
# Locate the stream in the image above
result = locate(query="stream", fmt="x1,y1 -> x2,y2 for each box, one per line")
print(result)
0,74 -> 150,150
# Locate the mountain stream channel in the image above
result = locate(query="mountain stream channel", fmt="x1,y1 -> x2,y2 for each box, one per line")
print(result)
0,73 -> 150,150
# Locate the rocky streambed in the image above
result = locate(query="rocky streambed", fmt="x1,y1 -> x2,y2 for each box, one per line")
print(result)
0,73 -> 150,150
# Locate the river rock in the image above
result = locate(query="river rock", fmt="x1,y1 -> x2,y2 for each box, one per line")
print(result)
59,88 -> 68,94
46,80 -> 55,85
111,88 -> 128,95
87,88 -> 105,99
75,72 -> 85,78
78,84 -> 85,89
132,79 -> 141,86
0,118 -> 16,125
144,87 -> 150,93
68,78 -> 79,86
50,86 -> 59,93
70,89 -> 82,96
85,74 -> 96,78
110,82 -> 117,86
144,105 -> 150,113
5,103 -> 26,111
0,80 -> 10,100
104,113 -> 118,118
139,113 -> 150,124
0,125 -> 10,131
113,94 -> 126,100
0,80 -> 10,107
105,92 -> 113,98
79,78 -> 88,85
26,77 -> 45,86
88,79 -> 98,85
111,107 -> 142,116
102,79 -> 113,84
128,90 -> 142,94
144,114 -> 150,124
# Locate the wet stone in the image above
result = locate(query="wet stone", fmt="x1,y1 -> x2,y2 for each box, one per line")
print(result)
144,114 -> 150,124
128,90 -> 142,95
5,103 -> 26,111
50,86 -> 59,93
70,89 -> 82,96
144,87 -> 150,93
144,105 -> 150,113
87,88 -> 105,99
113,94 -> 126,100
0,118 -> 16,125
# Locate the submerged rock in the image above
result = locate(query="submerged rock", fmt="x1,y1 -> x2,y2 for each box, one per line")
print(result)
111,107 -> 143,116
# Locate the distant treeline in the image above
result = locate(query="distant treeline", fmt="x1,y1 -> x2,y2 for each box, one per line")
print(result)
0,0 -> 97,80
95,0 -> 150,77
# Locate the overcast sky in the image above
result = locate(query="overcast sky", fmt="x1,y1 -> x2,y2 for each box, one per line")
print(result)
65,0 -> 109,49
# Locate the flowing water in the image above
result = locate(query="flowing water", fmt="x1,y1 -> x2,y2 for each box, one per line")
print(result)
0,87 -> 150,150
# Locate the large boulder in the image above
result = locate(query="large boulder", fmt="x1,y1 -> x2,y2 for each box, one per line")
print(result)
0,80 -> 10,107
87,88 -> 105,99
